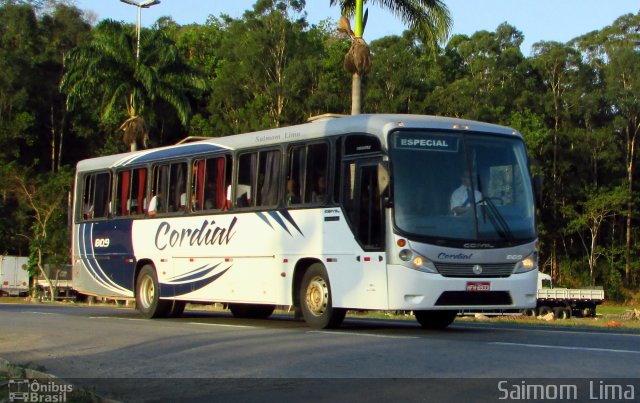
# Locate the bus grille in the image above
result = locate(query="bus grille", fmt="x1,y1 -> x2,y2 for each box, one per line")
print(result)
435,291 -> 512,306
434,262 -> 514,278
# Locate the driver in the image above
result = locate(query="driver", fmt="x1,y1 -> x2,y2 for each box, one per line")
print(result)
450,170 -> 482,216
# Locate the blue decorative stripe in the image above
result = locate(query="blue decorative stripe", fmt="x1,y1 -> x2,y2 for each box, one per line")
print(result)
267,211 -> 292,236
167,264 -> 208,281
278,209 -> 304,236
160,267 -> 230,297
79,223 -> 131,294
169,263 -> 222,283
255,212 -> 274,230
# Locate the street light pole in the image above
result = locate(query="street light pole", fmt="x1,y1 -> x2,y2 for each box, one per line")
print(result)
119,0 -> 161,64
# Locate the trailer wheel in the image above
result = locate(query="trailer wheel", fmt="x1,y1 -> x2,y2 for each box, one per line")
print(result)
537,306 -> 552,316
553,307 -> 570,320
414,310 -> 457,329
136,265 -> 171,318
300,263 -> 346,329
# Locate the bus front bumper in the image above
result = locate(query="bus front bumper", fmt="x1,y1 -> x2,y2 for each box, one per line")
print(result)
387,264 -> 537,311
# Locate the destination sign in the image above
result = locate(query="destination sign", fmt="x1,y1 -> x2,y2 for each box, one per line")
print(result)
395,135 -> 459,152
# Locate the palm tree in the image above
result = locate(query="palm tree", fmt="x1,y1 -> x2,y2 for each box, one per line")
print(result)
61,20 -> 207,151
330,0 -> 451,114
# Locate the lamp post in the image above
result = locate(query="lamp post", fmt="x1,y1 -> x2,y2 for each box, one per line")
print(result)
119,0 -> 161,63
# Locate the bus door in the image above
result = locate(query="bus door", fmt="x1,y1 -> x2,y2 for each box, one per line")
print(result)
340,157 -> 387,309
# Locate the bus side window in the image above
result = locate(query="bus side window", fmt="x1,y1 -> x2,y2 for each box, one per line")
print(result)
81,172 -> 111,220
115,168 -> 147,217
286,142 -> 329,206
236,153 -> 255,208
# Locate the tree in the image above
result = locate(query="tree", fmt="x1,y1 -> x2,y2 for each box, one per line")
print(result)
61,19 -> 207,151
8,165 -> 72,301
563,187 -> 626,285
330,0 -> 451,114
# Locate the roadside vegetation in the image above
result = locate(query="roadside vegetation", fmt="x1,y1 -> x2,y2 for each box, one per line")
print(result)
0,1 -> 639,301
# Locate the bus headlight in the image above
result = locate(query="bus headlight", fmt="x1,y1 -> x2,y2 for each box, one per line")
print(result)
399,249 -> 412,261
513,251 -> 538,274
411,253 -> 438,274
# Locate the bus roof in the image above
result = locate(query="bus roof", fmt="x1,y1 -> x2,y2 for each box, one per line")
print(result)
76,114 -> 521,172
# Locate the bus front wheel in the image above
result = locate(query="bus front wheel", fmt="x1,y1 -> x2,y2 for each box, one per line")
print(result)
414,310 -> 457,329
300,264 -> 346,329
136,265 -> 171,319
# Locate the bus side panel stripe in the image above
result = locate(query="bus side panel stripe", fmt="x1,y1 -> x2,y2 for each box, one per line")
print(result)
266,211 -> 292,236
255,212 -> 274,230
160,267 -> 230,298
278,209 -> 304,236
80,223 -> 131,294
168,263 -> 222,283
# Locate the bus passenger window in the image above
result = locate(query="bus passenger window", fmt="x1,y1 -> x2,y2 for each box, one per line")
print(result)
236,150 -> 279,208
115,168 -> 147,217
150,162 -> 187,215
193,156 -> 230,211
286,142 -> 329,205
81,172 -> 111,220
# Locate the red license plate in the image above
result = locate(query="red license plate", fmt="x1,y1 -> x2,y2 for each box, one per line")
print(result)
466,281 -> 491,292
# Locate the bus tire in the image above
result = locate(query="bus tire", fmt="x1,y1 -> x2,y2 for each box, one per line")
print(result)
300,263 -> 346,329
414,310 -> 457,329
229,303 -> 275,319
136,265 -> 171,319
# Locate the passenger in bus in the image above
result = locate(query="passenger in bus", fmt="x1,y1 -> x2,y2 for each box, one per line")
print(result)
148,192 -> 162,216
286,178 -> 301,205
204,179 -> 217,209
83,202 -> 94,219
311,174 -> 327,203
450,171 -> 482,216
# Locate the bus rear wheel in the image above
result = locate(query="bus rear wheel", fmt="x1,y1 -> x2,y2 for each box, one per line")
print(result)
300,264 -> 346,329
136,265 -> 171,319
414,310 -> 457,329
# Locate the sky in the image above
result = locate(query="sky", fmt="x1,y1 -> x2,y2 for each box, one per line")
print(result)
75,1 -> 638,55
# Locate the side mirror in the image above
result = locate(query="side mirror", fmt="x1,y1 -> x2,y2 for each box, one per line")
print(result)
377,161 -> 392,207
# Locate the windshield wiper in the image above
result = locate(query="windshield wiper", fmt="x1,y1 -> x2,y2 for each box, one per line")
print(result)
478,197 -> 514,241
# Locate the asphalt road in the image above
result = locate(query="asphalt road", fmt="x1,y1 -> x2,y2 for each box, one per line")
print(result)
1,303 -> 639,402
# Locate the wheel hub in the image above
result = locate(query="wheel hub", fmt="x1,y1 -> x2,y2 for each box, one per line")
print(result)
306,276 -> 328,316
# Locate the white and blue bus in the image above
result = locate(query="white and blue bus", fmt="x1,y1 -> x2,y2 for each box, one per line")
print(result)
71,114 -> 538,329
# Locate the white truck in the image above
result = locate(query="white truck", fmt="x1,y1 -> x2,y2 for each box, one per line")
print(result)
525,272 -> 605,319
0,255 -> 29,296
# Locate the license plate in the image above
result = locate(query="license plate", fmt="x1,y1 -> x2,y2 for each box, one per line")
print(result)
466,281 -> 491,292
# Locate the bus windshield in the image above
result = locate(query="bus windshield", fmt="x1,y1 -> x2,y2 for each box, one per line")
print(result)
390,130 -> 536,244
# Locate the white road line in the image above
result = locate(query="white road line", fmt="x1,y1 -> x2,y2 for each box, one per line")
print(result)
490,342 -> 640,354
456,323 -> 640,338
89,316 -> 146,321
308,331 -> 419,340
187,322 -> 258,329
28,311 -> 58,315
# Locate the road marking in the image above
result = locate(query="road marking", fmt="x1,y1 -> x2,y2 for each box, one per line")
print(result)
455,323 -> 640,338
489,342 -> 640,354
188,322 -> 258,329
308,331 -> 419,340
89,316 -> 146,321
28,311 -> 58,315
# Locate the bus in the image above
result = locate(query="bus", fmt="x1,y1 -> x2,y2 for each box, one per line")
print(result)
71,114 -> 538,329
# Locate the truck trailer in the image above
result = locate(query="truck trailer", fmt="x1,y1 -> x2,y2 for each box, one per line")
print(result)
526,273 -> 605,319
0,255 -> 29,296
